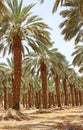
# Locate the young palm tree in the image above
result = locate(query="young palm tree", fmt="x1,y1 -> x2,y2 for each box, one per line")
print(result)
0,0 -> 52,110
59,0 -> 83,44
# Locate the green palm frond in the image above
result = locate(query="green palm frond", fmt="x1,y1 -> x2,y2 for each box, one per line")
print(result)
60,0 -> 83,44
79,64 -> 83,73
52,0 -> 60,13
72,45 -> 83,73
0,0 -> 8,14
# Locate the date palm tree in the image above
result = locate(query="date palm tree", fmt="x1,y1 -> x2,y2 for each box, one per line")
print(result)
24,45 -> 60,108
24,45 -> 68,108
59,0 -> 83,44
51,51 -> 68,107
0,0 -> 52,110
67,67 -> 80,106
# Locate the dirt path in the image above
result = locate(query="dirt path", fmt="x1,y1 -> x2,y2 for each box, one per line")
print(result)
0,106 -> 83,130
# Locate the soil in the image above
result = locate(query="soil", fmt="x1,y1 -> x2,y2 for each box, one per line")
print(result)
0,106 -> 83,130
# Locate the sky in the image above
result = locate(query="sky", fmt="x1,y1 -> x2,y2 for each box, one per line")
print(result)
23,0 -> 75,64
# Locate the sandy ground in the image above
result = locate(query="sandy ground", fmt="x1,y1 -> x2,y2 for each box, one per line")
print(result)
0,106 -> 83,130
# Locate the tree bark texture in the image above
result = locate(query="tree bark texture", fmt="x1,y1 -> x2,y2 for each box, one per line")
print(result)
40,62 -> 47,109
70,84 -> 75,106
63,77 -> 68,105
4,86 -> 7,110
54,74 -> 61,107
12,34 -> 22,110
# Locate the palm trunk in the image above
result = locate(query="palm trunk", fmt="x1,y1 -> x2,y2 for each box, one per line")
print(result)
55,94 -> 57,105
48,92 -> 51,108
82,91 -> 83,105
0,94 -> 3,107
61,92 -> 64,105
79,91 -> 82,106
32,92 -> 35,107
54,74 -> 61,107
40,62 -> 47,109
70,83 -> 75,106
74,88 -> 79,106
4,86 -> 7,110
25,93 -> 28,108
35,91 -> 41,108
28,87 -> 32,108
12,34 -> 22,110
51,92 -> 55,106
63,77 -> 68,105
35,92 -> 39,108
8,92 -> 12,108
22,94 -> 25,107
38,90 -> 41,108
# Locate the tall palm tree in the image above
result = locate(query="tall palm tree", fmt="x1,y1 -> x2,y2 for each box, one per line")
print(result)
59,0 -> 83,44
0,0 -> 52,110
67,67 -> 79,106
72,45 -> 83,73
24,46 -> 60,108
51,52 -> 68,107
24,46 -> 68,108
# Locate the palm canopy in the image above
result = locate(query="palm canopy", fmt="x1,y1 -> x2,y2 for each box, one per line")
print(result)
59,0 -> 83,44
24,44 -> 67,78
0,0 -> 52,56
72,45 -> 83,73
23,46 -> 58,75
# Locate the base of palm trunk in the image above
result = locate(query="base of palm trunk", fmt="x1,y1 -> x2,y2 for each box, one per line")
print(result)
0,109 -> 29,121
12,103 -> 20,110
58,104 -> 62,107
